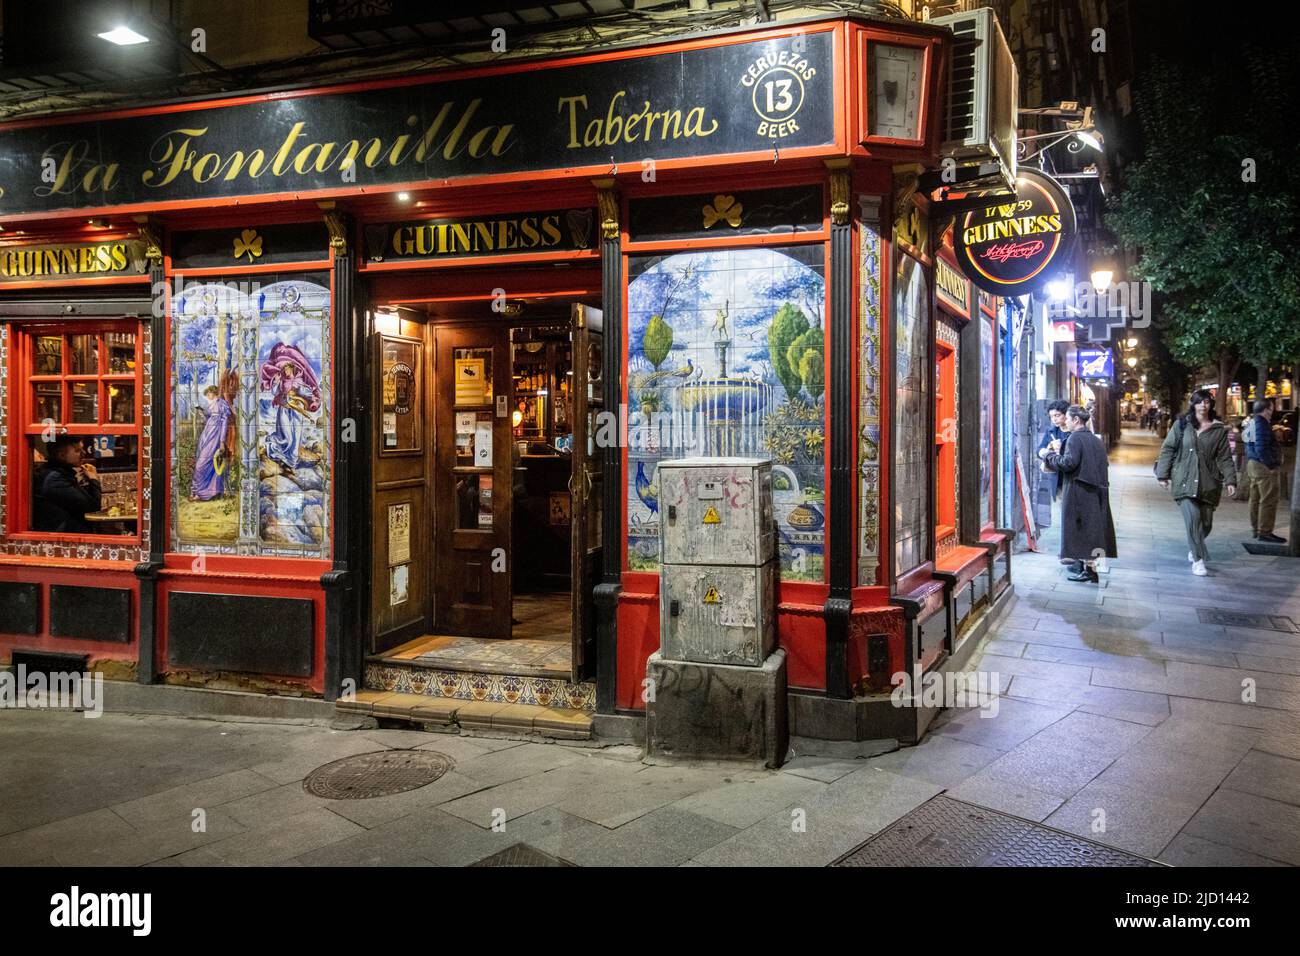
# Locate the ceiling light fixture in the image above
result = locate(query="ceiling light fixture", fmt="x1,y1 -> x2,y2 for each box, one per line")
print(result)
97,25 -> 150,45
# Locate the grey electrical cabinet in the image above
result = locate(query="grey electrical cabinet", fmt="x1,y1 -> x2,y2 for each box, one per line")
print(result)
660,560 -> 778,667
658,458 -> 775,567
658,457 -> 777,667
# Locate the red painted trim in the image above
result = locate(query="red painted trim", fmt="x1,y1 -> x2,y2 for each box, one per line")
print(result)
359,250 -> 600,273
0,274 -> 149,291
0,21 -> 847,133
170,261 -> 332,277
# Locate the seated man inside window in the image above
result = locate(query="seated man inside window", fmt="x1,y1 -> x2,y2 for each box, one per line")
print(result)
34,435 -> 102,534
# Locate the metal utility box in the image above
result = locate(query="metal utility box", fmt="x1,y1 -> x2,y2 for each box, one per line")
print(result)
660,559 -> 778,667
658,458 -> 775,567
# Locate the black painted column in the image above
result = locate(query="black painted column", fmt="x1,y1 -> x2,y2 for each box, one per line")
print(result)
321,206 -> 361,701
822,162 -> 853,700
133,218 -> 165,685
591,178 -> 622,715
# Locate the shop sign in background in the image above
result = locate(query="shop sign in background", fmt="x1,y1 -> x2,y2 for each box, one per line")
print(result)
0,32 -> 835,215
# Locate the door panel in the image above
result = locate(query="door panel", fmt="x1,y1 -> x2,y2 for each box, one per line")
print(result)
570,304 -> 604,682
370,330 -> 428,654
434,325 -> 512,638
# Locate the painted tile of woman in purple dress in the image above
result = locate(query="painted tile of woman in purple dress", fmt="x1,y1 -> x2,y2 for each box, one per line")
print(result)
190,369 -> 239,500
260,342 -> 321,475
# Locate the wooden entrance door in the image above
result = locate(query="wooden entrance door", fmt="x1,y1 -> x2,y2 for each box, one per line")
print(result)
370,329 -> 429,654
433,324 -> 513,638
569,304 -> 604,682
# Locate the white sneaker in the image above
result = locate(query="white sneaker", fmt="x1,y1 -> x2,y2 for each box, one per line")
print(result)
1188,551 -> 1195,563
1191,559 -> 1208,576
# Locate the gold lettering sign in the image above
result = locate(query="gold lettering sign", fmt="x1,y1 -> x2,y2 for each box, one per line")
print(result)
936,258 -> 970,314
367,210 -> 594,262
0,241 -> 146,282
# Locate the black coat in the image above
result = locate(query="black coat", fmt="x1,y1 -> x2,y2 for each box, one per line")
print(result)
34,464 -> 102,534
1044,429 -> 1117,561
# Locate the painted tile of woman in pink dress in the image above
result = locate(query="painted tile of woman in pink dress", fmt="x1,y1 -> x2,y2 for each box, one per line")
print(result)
260,342 -> 321,475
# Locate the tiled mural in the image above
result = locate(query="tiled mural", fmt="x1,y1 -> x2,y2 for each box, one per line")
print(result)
626,246 -> 827,582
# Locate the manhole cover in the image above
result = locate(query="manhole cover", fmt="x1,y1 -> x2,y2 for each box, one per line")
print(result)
471,844 -> 574,867
833,796 -> 1159,867
1196,607 -> 1296,632
303,750 -> 453,799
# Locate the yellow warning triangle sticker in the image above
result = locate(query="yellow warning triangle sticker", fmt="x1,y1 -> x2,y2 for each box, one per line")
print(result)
702,506 -> 721,524
702,586 -> 721,604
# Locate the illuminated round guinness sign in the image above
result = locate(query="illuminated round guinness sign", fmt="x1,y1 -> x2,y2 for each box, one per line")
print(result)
955,168 -> 1076,296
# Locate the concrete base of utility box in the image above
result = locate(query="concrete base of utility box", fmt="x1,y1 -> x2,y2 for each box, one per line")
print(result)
646,648 -> 788,768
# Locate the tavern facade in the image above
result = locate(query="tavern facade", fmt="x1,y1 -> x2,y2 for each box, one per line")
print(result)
0,12 -> 1018,746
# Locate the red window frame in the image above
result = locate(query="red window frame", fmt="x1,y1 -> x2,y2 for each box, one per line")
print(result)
934,340 -> 957,540
7,319 -> 145,543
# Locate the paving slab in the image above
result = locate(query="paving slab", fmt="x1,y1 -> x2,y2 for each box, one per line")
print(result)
1180,788 -> 1300,866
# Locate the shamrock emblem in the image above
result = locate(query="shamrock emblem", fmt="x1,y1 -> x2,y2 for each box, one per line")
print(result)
233,229 -> 263,263
702,195 -> 743,229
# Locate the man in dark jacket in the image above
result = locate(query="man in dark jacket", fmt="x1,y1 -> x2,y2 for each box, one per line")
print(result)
34,435 -> 101,534
1245,399 -> 1285,543
1039,405 -> 1117,583
1036,399 -> 1071,501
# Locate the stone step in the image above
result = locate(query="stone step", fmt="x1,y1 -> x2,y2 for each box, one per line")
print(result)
364,660 -> 595,713
338,691 -> 592,739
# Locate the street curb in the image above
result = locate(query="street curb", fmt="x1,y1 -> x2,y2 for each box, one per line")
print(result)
98,679 -> 337,725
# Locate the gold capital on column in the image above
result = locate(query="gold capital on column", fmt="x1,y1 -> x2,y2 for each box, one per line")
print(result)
132,215 -> 163,266
319,201 -> 348,254
826,159 -> 852,226
592,177 -> 619,242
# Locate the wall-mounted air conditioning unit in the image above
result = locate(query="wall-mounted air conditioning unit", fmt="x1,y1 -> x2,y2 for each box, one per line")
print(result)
932,7 -> 1018,189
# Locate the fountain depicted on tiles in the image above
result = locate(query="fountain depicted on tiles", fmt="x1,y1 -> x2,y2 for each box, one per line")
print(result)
674,301 -> 772,458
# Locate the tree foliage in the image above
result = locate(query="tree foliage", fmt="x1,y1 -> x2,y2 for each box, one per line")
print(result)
768,302 -> 809,399
642,313 -> 674,370
1107,47 -> 1300,390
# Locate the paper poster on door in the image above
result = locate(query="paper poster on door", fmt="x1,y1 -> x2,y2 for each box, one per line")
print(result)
390,564 -> 409,606
388,502 -> 410,565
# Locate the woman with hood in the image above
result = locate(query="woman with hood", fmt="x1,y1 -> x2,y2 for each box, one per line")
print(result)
1038,404 -> 1117,583
1155,389 -> 1237,576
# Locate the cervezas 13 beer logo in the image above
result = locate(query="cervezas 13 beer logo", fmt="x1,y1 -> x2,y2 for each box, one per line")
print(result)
955,168 -> 1077,296
740,43 -> 818,140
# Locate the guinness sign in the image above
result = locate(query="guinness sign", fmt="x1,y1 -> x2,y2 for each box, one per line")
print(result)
364,209 -> 595,263
0,240 -> 149,282
955,169 -> 1076,296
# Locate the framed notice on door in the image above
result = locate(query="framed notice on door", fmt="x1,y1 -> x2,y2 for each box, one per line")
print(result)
380,335 -> 421,455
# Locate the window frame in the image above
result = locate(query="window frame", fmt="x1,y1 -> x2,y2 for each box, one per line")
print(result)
8,319 -> 145,544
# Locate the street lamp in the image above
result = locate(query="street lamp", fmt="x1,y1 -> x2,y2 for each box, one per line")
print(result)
1125,356 -> 1138,369
1125,337 -> 1138,349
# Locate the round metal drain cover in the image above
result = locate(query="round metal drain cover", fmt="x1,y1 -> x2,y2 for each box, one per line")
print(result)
303,750 -> 453,799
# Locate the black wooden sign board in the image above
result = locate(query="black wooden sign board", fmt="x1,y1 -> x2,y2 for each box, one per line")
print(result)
170,221 -> 330,270
364,208 -> 597,263
0,32 -> 835,216
627,185 -> 824,243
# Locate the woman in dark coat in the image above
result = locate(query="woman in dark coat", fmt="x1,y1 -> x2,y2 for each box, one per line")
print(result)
1038,404 -> 1117,583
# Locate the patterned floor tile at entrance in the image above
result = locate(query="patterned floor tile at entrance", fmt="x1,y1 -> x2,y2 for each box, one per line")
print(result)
832,796 -> 1160,867
363,662 -> 595,712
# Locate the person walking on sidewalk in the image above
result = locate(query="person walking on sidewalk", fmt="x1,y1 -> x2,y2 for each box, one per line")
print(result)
1155,389 -> 1238,576
1245,399 -> 1286,543
1039,404 -> 1117,583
